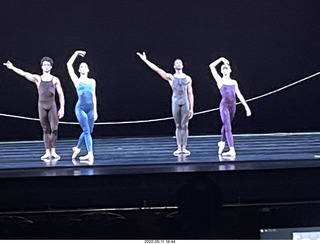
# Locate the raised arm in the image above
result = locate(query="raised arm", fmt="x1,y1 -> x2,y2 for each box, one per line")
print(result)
67,50 -> 86,87
235,82 -> 251,117
209,57 -> 229,88
3,61 -> 40,86
136,52 -> 173,85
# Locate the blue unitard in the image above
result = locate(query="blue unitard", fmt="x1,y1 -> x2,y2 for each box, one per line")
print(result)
219,84 -> 236,147
75,81 -> 94,152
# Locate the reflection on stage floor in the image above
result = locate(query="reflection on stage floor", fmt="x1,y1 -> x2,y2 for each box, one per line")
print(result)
0,132 -> 320,178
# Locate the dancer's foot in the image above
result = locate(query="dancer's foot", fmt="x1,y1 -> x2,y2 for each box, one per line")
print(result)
79,152 -> 94,162
218,141 -> 225,155
222,147 -> 236,157
182,148 -> 191,155
219,154 -> 236,162
72,147 -> 81,159
173,149 -> 182,156
50,148 -> 61,160
41,151 -> 51,160
51,152 -> 61,160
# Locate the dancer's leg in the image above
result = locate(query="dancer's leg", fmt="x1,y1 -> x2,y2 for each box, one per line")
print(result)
80,109 -> 95,161
220,108 -> 233,147
76,108 -> 94,161
180,103 -> 190,155
74,108 -> 87,158
38,106 -> 51,159
172,103 -> 183,155
48,104 -> 60,159
221,104 -> 236,156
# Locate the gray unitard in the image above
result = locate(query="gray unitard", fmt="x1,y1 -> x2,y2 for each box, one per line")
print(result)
38,79 -> 59,149
172,76 -> 190,146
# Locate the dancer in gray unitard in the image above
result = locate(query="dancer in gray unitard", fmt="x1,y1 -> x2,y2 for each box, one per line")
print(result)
137,52 -> 194,156
209,57 -> 251,157
3,57 -> 65,159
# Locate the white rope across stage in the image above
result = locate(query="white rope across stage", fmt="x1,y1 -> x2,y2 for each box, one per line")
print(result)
1,71 -> 320,125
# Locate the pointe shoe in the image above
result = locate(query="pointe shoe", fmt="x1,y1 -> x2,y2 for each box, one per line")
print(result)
72,147 -> 81,159
79,154 -> 94,162
41,153 -> 51,160
51,152 -> 61,160
182,148 -> 191,155
173,149 -> 182,156
222,148 -> 236,157
218,141 -> 226,154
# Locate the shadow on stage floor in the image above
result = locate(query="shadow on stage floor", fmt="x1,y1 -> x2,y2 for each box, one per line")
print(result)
1,132 -> 320,239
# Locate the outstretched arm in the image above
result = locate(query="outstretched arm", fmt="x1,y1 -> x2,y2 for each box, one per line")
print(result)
54,77 -> 65,119
67,50 -> 86,87
209,57 -> 229,88
3,61 -> 40,85
136,52 -> 173,85
235,83 -> 251,117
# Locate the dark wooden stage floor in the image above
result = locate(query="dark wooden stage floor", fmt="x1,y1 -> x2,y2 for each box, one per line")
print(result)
1,132 -> 320,177
1,132 -> 320,239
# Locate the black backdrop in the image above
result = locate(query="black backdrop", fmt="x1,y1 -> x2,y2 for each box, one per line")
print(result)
1,0 -> 320,141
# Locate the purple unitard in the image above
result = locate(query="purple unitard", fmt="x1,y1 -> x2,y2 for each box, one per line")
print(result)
219,84 -> 236,147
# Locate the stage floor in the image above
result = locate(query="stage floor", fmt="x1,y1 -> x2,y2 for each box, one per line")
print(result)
1,132 -> 320,239
1,132 -> 320,178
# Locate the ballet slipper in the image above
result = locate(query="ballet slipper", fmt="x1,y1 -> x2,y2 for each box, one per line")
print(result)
222,147 -> 236,157
51,152 -> 61,160
182,148 -> 191,155
218,141 -> 226,154
173,149 -> 182,156
41,152 -> 51,160
72,147 -> 81,159
79,153 -> 94,162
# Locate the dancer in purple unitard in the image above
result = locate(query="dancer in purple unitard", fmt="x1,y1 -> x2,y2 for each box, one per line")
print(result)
209,57 -> 251,157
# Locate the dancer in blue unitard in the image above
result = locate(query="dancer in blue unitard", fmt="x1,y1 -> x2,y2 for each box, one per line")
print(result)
209,57 -> 251,157
67,50 -> 98,162
137,52 -> 194,156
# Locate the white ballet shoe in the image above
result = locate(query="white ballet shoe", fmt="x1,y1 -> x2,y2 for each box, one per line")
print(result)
173,149 -> 182,156
51,152 -> 61,160
222,147 -> 236,157
218,141 -> 226,154
79,153 -> 94,162
72,147 -> 81,159
182,148 -> 191,155
41,152 -> 51,160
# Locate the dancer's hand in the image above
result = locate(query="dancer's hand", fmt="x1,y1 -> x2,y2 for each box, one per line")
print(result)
189,109 -> 194,119
94,111 -> 98,121
75,50 -> 86,57
220,57 -> 229,65
58,108 -> 64,119
3,61 -> 13,69
136,52 -> 147,61
246,108 -> 252,117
